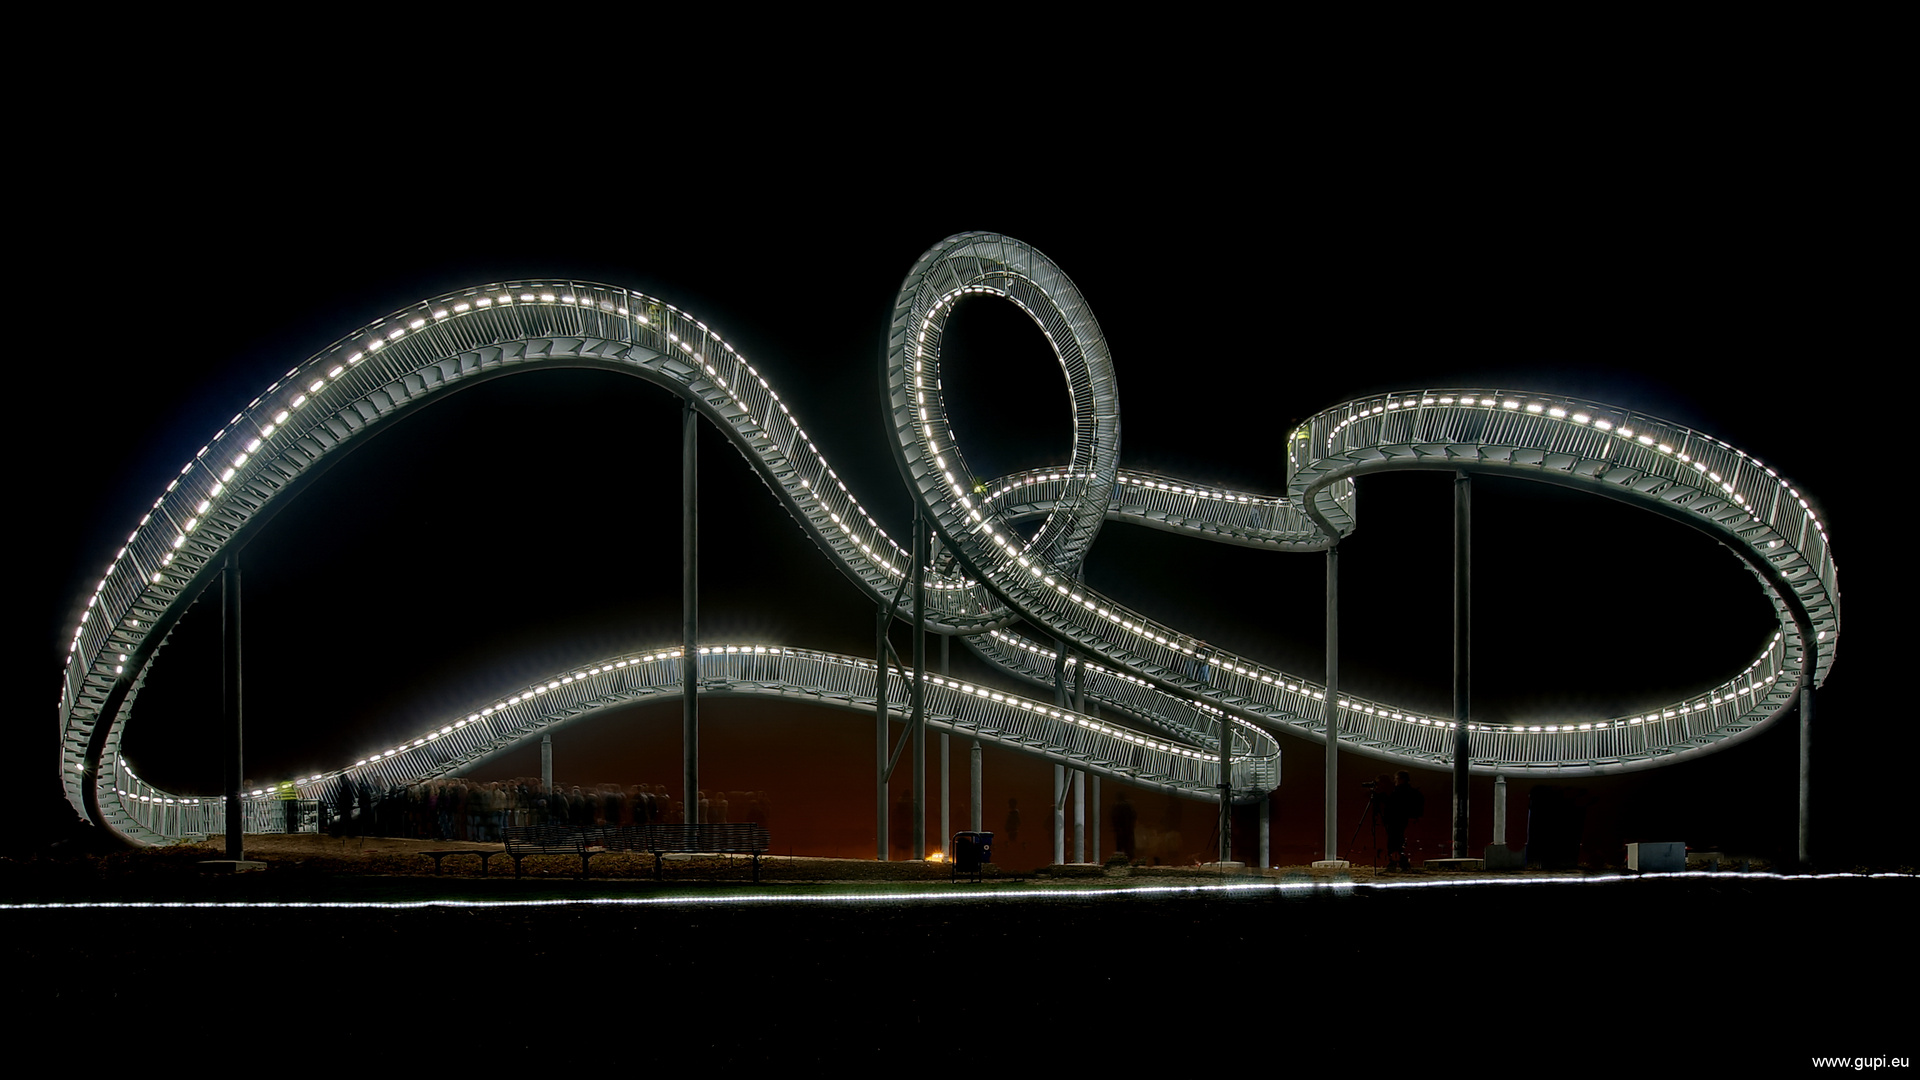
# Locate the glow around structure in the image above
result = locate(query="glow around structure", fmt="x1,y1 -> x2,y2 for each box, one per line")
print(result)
61,233 -> 1839,845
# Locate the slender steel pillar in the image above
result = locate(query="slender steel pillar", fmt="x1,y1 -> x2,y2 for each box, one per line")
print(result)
1091,775 -> 1101,864
1799,683 -> 1813,866
876,603 -> 890,861
1053,765 -> 1066,865
1073,770 -> 1085,862
912,514 -> 927,860
970,741 -> 983,833
222,554 -> 243,860
1324,543 -> 1339,862
683,398 -> 700,825
939,634 -> 950,853
1073,660 -> 1087,862
1219,716 -> 1232,863
1053,639 -> 1069,864
1452,472 -> 1472,858
540,734 -> 552,791
1493,774 -> 1508,846
1792,603 -> 1817,866
1259,797 -> 1270,869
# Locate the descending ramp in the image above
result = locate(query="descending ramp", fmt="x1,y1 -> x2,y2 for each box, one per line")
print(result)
59,234 -> 1838,845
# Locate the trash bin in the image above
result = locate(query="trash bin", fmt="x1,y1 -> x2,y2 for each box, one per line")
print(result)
952,831 -> 993,882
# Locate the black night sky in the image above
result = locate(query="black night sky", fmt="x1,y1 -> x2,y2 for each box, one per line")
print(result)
18,96 -> 1896,870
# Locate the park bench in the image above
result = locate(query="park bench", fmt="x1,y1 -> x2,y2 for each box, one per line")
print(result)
504,824 -> 611,878
417,848 -> 503,875
614,823 -> 772,882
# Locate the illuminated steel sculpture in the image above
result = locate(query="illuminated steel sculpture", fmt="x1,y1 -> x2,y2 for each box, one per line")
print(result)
59,233 -> 1839,845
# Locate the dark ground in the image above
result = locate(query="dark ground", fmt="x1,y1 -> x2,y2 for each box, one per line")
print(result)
2,842 -> 1908,1064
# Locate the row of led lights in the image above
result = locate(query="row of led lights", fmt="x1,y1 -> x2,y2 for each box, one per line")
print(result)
905,299 -> 1251,666
913,384 -> 1812,749
912,283 -> 1083,573
1315,393 -> 1827,543
115,760 -> 206,805
923,675 -> 1210,763
247,640 -> 1191,800
987,629 -> 1257,755
66,282 -> 951,734
980,470 -> 1273,514
70,291 -> 569,669
1194,592 -> 1775,730
947,445 -> 1797,749
911,296 -> 1821,751
988,628 -> 1220,708
987,628 -> 1233,726
994,580 -> 1784,740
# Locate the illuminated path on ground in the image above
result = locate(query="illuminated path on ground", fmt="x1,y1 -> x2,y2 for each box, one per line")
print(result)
59,234 -> 1838,844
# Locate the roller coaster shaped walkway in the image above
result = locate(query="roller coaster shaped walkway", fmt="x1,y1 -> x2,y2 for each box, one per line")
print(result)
59,233 -> 1839,846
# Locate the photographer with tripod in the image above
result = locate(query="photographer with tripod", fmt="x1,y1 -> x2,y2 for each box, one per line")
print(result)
1383,771 -> 1423,870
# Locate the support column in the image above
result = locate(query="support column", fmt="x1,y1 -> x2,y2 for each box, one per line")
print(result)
1493,774 -> 1508,846
540,734 -> 552,791
912,514 -> 927,860
876,603 -> 890,861
1219,716 -> 1232,864
1799,683 -> 1813,866
1453,471 -> 1472,858
1073,659 -> 1087,863
970,741 -> 983,833
1259,797 -> 1271,869
1073,770 -> 1085,863
1054,639 -> 1069,864
1324,543 -> 1340,863
682,398 -> 700,825
1053,765 -> 1066,865
939,633 -> 951,853
1792,603 -> 1817,867
222,554 -> 243,861
1091,775 -> 1101,864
